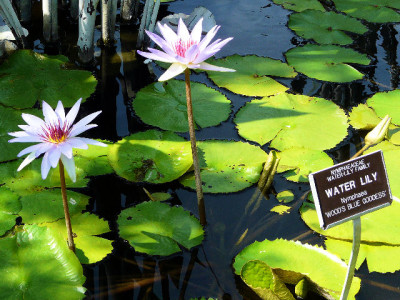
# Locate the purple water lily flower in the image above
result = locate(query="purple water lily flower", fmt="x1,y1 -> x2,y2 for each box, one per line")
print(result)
8,98 -> 106,182
137,18 -> 235,81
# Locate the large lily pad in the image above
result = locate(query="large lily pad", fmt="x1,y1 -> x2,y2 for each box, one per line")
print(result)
0,50 -> 97,108
271,0 -> 325,12
288,10 -> 367,45
206,55 -> 297,97
108,130 -> 192,183
333,0 -> 400,23
234,93 -> 348,150
0,187 -> 21,236
133,80 -> 231,132
117,201 -> 204,256
277,148 -> 334,182
0,225 -> 85,299
349,104 -> 382,130
285,44 -> 370,82
366,90 -> 400,125
180,140 -> 268,193
233,239 -> 361,300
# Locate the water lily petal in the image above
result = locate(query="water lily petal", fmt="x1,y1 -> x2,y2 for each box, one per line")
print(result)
196,62 -> 236,72
157,22 -> 178,44
69,111 -> 101,135
197,25 -> 220,52
78,137 -> 107,147
65,98 -> 82,126
34,143 -> 54,157
177,18 -> 190,41
21,113 -> 46,129
159,63 -> 187,81
60,142 -> 73,159
42,101 -> 59,125
146,30 -> 176,57
55,100 -> 66,123
8,136 -> 43,143
61,154 -> 76,182
17,143 -> 45,158
17,152 -> 36,171
66,137 -> 90,149
70,124 -> 98,138
48,147 -> 61,168
185,44 -> 199,63
41,152 -> 51,180
137,49 -> 175,63
190,18 -> 203,43
8,131 -> 30,138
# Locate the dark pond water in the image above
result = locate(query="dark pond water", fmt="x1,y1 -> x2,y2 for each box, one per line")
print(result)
4,0 -> 400,299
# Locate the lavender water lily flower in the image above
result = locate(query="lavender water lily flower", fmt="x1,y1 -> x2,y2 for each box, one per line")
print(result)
137,18 -> 235,81
8,98 -> 106,182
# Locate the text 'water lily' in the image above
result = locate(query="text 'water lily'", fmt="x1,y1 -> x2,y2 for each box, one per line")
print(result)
8,99 -> 106,182
137,18 -> 235,81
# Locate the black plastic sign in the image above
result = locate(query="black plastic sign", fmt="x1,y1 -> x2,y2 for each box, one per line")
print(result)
309,150 -> 392,230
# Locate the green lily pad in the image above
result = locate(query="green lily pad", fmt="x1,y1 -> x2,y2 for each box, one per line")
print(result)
277,148 -> 334,182
235,93 -> 348,150
45,212 -> 112,264
270,205 -> 291,215
206,55 -> 296,97
0,50 -> 97,108
276,190 -> 295,203
18,189 -> 89,224
180,140 -> 268,193
333,0 -> 400,23
288,10 -> 367,45
285,44 -> 370,82
0,225 -> 85,299
108,130 -> 192,184
133,80 -> 231,132
300,198 -> 400,244
271,0 -> 325,12
366,90 -> 400,126
0,187 -> 21,236
233,238 -> 361,300
241,260 -> 295,300
151,192 -> 172,201
349,104 -> 382,130
117,201 -> 204,256
325,238 -> 400,273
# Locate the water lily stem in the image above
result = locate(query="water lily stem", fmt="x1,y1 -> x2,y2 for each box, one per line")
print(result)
351,144 -> 370,159
59,159 -> 76,252
185,68 -> 206,226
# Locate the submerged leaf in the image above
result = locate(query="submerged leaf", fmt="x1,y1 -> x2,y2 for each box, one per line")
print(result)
117,201 -> 204,256
271,0 -> 325,12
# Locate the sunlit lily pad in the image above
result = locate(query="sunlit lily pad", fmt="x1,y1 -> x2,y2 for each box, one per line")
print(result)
276,190 -> 295,203
206,55 -> 297,96
271,0 -> 325,12
240,260 -> 295,300
108,130 -> 192,183
0,187 -> 21,236
288,10 -> 367,45
73,141 -> 114,176
333,0 -> 400,23
0,225 -> 85,299
234,238 -> 361,300
270,205 -> 291,215
0,50 -> 97,108
180,140 -> 268,193
285,44 -> 370,82
366,90 -> 400,126
45,212 -> 112,264
300,198 -> 400,244
18,189 -> 89,224
117,201 -> 204,256
277,148 -> 334,182
349,103 -> 382,130
133,80 -> 230,132
235,93 -> 348,150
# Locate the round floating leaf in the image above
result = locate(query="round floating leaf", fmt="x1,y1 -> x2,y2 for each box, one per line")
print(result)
0,187 -> 21,236
286,44 -> 370,82
277,148 -> 334,182
133,80 -> 231,132
289,10 -> 367,45
349,103 -> 382,130
45,212 -> 112,264
73,141 -> 114,176
333,0 -> 400,23
0,50 -> 97,108
300,197 -> 400,245
241,260 -> 295,300
276,190 -> 295,203
235,93 -> 348,150
108,130 -> 192,184
18,189 -> 89,224
271,0 -> 325,12
117,201 -> 204,256
270,205 -> 291,215
366,90 -> 400,126
180,140 -> 268,193
206,55 -> 296,97
0,225 -> 85,299
233,239 -> 361,300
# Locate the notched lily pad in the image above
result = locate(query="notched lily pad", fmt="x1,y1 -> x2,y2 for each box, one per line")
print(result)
235,93 -> 348,150
286,44 -> 370,82
0,50 -> 97,108
133,80 -> 231,132
288,10 -> 367,45
234,238 -> 361,300
0,187 -> 21,236
108,130 -> 192,184
270,205 -> 291,215
180,140 -> 268,193
271,0 -> 325,12
366,90 -> 400,126
117,201 -> 204,256
206,55 -> 296,97
276,190 -> 295,203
